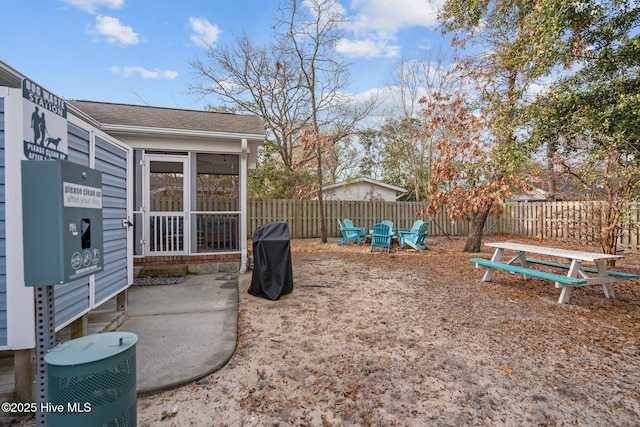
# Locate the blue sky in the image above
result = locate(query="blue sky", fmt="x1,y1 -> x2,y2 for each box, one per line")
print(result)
1,0 -> 448,111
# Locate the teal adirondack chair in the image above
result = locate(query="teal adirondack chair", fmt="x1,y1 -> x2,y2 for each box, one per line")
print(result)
370,222 -> 392,253
380,220 -> 395,236
337,219 -> 365,246
343,218 -> 366,242
399,220 -> 431,252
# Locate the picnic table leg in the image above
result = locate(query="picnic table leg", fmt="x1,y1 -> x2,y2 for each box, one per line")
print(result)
557,286 -> 573,304
513,251 -> 531,279
557,259 -> 581,304
594,260 -> 616,298
482,248 -> 504,282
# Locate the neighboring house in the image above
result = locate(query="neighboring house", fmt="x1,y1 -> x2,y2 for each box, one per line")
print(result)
323,178 -> 406,201
509,180 -> 598,202
508,187 -> 551,202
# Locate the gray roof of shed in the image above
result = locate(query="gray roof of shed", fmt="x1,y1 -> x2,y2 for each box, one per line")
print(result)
68,100 -> 265,135
323,177 -> 406,194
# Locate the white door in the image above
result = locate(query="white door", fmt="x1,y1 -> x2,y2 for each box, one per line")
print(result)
144,155 -> 189,255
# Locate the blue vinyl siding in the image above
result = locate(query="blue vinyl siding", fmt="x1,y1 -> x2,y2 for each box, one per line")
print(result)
54,122 -> 91,329
94,136 -> 128,303
0,95 -> 128,339
67,123 -> 90,166
0,98 -> 6,345
54,125 -> 129,329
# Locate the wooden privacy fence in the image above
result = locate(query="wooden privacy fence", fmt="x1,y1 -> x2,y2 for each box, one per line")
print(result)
497,201 -> 640,251
149,197 -> 640,252
249,199 -> 429,239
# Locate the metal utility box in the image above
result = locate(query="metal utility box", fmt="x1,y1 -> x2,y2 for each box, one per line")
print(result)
22,160 -> 104,286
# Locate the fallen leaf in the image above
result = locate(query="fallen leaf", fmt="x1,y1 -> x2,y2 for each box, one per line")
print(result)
498,365 -> 515,374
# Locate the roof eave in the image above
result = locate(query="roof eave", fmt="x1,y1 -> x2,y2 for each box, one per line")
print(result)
99,123 -> 265,143
323,178 -> 407,193
67,102 -> 103,128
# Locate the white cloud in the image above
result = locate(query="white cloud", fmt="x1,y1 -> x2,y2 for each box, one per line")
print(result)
303,0 -> 347,21
218,77 -> 237,92
62,0 -> 124,14
110,66 -> 178,80
349,0 -> 442,32
335,37 -> 400,58
417,38 -> 433,51
91,16 -> 139,46
189,17 -> 222,48
338,0 -> 444,59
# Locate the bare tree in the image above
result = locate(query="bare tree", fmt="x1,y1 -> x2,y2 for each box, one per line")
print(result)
390,52 -> 452,118
377,51 -> 457,201
191,0 -> 376,242
190,32 -> 315,172
274,0 -> 376,242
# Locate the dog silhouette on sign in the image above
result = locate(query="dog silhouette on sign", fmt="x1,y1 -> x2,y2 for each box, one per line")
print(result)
45,137 -> 61,149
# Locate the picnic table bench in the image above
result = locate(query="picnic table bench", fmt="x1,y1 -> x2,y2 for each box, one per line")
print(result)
470,242 -> 639,304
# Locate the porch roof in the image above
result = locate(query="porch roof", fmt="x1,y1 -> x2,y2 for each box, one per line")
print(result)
68,100 -> 264,137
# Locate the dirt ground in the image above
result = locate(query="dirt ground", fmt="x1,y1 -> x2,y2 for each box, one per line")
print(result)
5,236 -> 640,426
133,236 -> 640,427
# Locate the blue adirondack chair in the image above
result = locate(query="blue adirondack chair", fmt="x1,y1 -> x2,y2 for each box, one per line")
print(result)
380,220 -> 395,236
370,222 -> 392,253
343,218 -> 366,242
399,220 -> 431,252
337,219 -> 365,246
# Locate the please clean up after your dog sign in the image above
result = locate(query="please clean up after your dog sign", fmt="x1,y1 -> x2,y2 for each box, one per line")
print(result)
22,78 -> 68,161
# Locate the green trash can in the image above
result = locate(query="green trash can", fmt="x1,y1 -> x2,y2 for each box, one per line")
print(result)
44,331 -> 138,427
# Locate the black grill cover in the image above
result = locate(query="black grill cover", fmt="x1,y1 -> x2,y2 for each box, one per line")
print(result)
248,221 -> 293,300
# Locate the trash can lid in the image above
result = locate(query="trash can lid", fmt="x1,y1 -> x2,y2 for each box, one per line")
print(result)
44,332 -> 138,366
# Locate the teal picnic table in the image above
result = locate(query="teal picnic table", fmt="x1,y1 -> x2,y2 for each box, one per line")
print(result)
471,242 -> 638,304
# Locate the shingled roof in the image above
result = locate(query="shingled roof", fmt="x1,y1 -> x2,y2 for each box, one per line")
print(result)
68,100 -> 264,136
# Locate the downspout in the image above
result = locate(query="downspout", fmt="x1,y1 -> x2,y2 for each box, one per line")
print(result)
239,139 -> 248,274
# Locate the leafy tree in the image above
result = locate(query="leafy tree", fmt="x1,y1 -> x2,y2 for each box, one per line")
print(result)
419,92 -> 528,251
356,128 -> 384,180
323,136 -> 360,184
436,0 -> 544,251
247,141 -> 316,199
360,53 -> 455,201
435,0 -> 639,250
528,1 -> 640,255
377,117 -> 433,201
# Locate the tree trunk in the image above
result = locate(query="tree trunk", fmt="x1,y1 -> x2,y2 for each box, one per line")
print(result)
316,145 -> 328,243
546,143 -> 557,200
463,203 -> 492,252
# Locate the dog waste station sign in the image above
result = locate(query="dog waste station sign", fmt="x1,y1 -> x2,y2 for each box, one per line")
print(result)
22,159 -> 103,286
22,78 -> 68,160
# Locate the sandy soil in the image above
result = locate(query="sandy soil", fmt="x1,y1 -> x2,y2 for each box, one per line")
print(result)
5,236 -> 640,426
135,236 -> 640,426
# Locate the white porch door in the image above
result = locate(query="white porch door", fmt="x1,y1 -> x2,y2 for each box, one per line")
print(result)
144,155 -> 189,255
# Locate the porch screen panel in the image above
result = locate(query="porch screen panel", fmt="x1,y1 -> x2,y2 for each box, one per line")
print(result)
193,153 -> 239,253
0,98 -> 7,345
94,137 -> 128,304
149,160 -> 185,253
54,122 -> 91,330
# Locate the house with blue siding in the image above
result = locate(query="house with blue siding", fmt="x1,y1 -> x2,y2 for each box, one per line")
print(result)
0,61 -> 264,402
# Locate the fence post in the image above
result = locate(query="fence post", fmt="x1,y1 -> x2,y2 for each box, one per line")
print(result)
536,203 -> 543,240
294,199 -> 302,239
